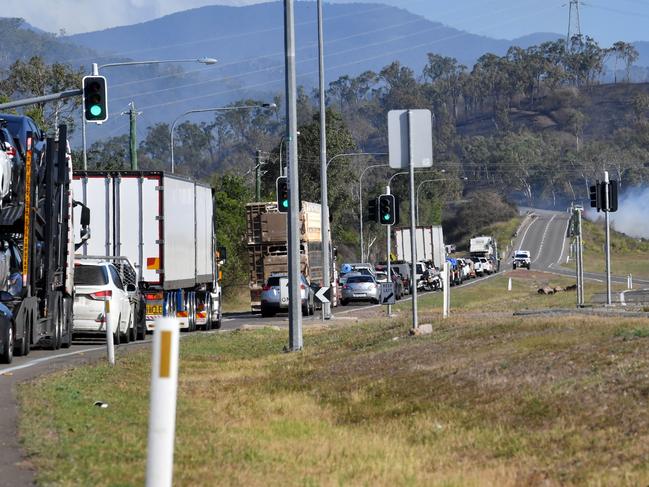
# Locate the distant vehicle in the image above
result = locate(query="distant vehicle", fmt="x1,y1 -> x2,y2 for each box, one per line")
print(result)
341,263 -> 375,276
73,262 -> 136,344
512,250 -> 531,270
260,274 -> 315,317
341,275 -> 380,305
0,113 -> 46,165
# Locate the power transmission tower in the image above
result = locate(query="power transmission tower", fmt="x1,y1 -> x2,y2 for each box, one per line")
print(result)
566,0 -> 582,45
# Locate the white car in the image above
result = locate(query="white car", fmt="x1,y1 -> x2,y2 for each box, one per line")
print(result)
73,262 -> 136,344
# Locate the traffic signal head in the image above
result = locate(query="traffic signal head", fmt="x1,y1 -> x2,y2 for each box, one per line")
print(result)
82,75 -> 108,123
368,197 -> 378,222
378,194 -> 396,225
276,176 -> 289,213
589,181 -> 602,212
607,180 -> 618,212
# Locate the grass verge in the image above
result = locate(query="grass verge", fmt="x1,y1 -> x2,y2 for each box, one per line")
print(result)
562,219 -> 649,279
18,304 -> 649,486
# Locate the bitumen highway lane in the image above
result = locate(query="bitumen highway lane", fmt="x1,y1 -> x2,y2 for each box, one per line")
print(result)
514,208 -> 649,288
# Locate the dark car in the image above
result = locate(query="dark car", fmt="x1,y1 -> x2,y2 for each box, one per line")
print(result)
0,113 -> 46,164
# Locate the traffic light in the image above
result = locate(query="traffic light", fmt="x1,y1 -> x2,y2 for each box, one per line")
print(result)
276,176 -> 289,213
607,180 -> 618,212
589,181 -> 601,211
368,197 -> 378,222
378,194 -> 397,225
82,75 -> 108,123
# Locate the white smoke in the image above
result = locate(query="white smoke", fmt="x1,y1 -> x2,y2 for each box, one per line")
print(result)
609,186 -> 649,239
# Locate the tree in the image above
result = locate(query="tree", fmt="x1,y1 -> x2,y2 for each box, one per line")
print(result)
212,174 -> 253,295
0,56 -> 83,133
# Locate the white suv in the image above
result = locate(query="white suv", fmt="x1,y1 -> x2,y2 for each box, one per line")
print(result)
512,250 -> 531,270
73,262 -> 136,344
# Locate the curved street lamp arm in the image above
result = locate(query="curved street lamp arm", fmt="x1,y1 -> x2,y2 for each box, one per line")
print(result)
327,152 -> 388,168
97,58 -> 218,72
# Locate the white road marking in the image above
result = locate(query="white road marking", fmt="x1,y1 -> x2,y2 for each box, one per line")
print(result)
554,218 -> 571,267
533,215 -> 555,264
517,215 -> 537,251
0,338 -> 155,376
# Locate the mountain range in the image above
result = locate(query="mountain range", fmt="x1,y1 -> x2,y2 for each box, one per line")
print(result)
3,1 -> 649,144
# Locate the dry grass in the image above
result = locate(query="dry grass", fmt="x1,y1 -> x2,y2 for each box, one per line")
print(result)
18,303 -> 649,486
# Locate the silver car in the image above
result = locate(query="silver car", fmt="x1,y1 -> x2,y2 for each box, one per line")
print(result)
260,274 -> 315,317
340,275 -> 380,306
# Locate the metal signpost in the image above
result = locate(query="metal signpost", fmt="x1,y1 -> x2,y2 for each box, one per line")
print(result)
387,109 -> 433,331
572,205 -> 585,307
603,171 -> 612,305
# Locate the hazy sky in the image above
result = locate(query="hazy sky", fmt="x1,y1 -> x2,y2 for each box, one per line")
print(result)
6,0 -> 649,45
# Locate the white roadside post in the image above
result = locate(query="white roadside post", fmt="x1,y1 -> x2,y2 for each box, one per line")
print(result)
508,277 -> 512,292
145,317 -> 180,487
105,300 -> 115,366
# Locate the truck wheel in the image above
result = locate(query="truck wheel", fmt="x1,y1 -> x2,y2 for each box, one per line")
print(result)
121,314 -> 131,344
0,317 -> 13,364
136,301 -> 146,340
129,308 -> 137,342
61,299 -> 72,349
340,299 -> 349,306
214,294 -> 222,330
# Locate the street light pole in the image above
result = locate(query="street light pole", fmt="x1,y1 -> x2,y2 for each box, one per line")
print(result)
169,103 -> 275,173
284,0 -> 302,351
83,57 -> 217,171
317,0 -> 331,320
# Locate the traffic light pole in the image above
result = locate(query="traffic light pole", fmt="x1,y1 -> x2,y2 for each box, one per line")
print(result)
407,110 -> 419,331
604,170 -> 612,305
284,0 -> 303,351
255,150 -> 262,200
385,185 -> 393,317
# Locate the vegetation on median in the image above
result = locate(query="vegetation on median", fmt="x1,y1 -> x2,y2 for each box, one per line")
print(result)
18,292 -> 649,486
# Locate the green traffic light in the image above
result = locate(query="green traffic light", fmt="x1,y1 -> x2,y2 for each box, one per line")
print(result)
383,214 -> 390,221
90,105 -> 103,117
282,200 -> 289,208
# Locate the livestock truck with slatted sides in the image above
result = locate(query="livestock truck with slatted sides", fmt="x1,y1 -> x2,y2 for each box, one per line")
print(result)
245,201 -> 337,312
0,121 -> 91,363
72,171 -> 222,332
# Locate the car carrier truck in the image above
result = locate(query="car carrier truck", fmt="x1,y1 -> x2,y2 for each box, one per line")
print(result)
245,201 -> 336,312
0,121 -> 90,363
72,171 -> 222,332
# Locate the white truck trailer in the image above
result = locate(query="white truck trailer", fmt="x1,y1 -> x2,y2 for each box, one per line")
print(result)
393,225 -> 446,268
72,171 -> 222,331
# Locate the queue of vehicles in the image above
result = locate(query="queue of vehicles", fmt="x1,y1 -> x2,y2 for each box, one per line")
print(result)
0,113 -> 224,363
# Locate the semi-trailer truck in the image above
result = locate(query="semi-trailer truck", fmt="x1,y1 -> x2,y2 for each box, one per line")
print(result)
72,171 -> 222,332
0,121 -> 90,363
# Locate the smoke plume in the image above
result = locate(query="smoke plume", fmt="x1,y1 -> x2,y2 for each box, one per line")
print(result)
609,186 -> 649,239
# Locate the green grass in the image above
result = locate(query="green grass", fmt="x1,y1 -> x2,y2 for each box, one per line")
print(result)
563,219 -> 649,279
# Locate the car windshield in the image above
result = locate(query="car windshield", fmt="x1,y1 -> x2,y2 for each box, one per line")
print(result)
347,276 -> 374,283
75,265 -> 108,285
515,253 -> 529,258
375,272 -> 387,280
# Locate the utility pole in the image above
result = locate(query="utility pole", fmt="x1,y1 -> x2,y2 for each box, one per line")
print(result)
284,0 -> 302,351
122,101 -> 141,170
317,0 -> 331,320
572,205 -> 585,307
255,150 -> 262,200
